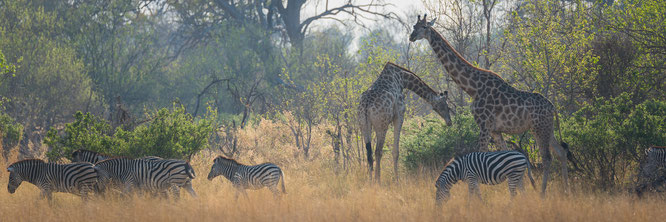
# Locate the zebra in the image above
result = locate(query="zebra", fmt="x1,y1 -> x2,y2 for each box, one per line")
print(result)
635,146 -> 666,196
207,156 -> 286,199
435,150 -> 536,205
71,149 -> 111,164
7,159 -> 98,201
93,157 -> 195,198
140,156 -> 198,198
71,149 -> 197,197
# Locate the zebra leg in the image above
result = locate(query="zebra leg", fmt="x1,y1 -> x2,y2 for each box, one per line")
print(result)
269,185 -> 281,199
467,178 -> 482,201
508,175 -> 522,197
170,186 -> 181,200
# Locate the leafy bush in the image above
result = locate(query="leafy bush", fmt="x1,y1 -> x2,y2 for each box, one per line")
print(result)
562,93 -> 666,190
0,112 -> 23,148
402,111 -> 479,172
46,105 -> 215,161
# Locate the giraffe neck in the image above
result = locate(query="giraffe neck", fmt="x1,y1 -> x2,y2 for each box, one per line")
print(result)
426,27 -> 482,97
388,64 -> 440,104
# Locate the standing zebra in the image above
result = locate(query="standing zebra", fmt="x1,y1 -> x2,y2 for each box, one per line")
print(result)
435,150 -> 536,205
94,158 -> 195,198
71,149 -> 197,197
7,159 -> 98,200
207,156 -> 286,199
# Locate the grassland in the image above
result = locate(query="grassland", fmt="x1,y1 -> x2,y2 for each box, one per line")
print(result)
1,119 -> 664,222
1,151 -> 665,222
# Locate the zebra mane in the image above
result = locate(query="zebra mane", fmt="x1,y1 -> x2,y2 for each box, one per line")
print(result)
651,146 -> 666,149
9,159 -> 46,166
215,156 -> 240,165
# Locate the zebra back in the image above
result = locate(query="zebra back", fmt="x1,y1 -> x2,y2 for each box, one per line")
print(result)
646,146 -> 666,167
72,149 -> 111,164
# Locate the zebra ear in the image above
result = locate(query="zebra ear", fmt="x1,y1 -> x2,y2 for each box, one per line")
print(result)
7,167 -> 14,172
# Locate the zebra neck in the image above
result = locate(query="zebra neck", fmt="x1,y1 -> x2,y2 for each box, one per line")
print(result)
220,164 -> 240,180
23,164 -> 46,184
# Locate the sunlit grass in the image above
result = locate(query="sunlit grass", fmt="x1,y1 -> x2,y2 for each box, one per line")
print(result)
2,150 -> 665,222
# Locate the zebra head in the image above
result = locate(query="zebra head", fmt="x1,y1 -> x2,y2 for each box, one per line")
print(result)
6,167 -> 22,194
434,183 -> 451,206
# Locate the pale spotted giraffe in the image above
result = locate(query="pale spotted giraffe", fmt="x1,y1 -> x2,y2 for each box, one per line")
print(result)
409,14 -> 572,195
359,62 -> 453,183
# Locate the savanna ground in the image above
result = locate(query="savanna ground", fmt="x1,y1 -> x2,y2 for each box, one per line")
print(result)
1,119 -> 665,222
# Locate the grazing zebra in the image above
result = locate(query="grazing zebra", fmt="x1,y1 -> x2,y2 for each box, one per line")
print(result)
72,149 -> 110,164
93,157 -> 195,198
7,159 -> 98,200
207,156 -> 286,199
435,150 -> 536,205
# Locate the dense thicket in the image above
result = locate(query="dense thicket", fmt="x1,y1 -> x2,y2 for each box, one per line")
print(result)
0,0 -> 664,190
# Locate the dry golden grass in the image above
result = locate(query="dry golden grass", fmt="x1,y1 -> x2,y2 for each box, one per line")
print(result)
1,120 -> 664,221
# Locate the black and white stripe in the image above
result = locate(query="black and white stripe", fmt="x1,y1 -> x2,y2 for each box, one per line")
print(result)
207,156 -> 286,198
93,158 -> 195,198
435,150 -> 536,204
646,146 -> 666,168
7,159 -> 98,200
72,149 -> 110,164
139,156 -> 197,198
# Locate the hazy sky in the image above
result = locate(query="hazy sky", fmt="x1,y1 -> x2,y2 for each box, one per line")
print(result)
301,0 -> 427,51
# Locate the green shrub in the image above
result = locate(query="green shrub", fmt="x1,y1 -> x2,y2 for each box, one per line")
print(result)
46,105 -> 215,161
562,93 -> 666,190
0,112 -> 23,148
402,111 -> 479,172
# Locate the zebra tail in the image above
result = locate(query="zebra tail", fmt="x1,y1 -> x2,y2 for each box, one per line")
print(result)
280,169 -> 287,194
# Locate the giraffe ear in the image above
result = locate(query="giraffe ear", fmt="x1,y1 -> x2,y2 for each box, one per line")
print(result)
428,18 -> 437,26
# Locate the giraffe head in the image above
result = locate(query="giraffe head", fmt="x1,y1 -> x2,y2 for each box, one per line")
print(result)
409,14 -> 436,42
431,91 -> 452,126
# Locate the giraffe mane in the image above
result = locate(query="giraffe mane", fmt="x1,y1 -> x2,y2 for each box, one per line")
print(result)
428,27 -> 505,81
385,62 -> 441,94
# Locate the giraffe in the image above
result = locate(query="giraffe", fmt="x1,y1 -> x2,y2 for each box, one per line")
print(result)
409,14 -> 571,195
359,62 -> 453,184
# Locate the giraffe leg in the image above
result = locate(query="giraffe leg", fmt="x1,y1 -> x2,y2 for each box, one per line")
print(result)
490,132 -> 509,150
551,137 -> 569,193
537,134 -> 552,197
374,129 -> 387,184
360,115 -> 374,180
392,113 -> 404,183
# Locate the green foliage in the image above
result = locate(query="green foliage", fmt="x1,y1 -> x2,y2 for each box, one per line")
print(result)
562,93 -> 666,190
121,106 -> 214,159
0,49 -> 15,81
45,112 -> 123,162
46,106 -> 214,162
0,112 -> 23,148
402,111 -> 479,171
0,0 -> 100,128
